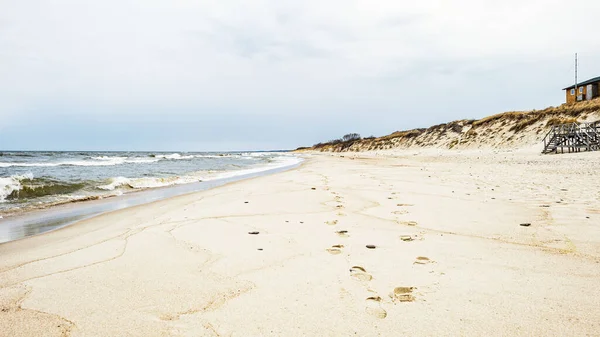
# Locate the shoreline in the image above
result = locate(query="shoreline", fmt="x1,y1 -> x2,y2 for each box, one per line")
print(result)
1,151 -> 599,336
0,159 -> 304,245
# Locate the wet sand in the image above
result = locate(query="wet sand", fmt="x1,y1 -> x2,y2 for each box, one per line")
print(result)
0,163 -> 300,244
1,151 -> 599,336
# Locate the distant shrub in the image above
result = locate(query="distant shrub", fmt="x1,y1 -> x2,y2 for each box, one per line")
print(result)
342,133 -> 361,142
312,133 -> 362,149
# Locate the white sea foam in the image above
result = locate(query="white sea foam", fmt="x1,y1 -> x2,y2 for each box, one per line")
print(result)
0,173 -> 33,202
91,156 -> 126,161
0,162 -> 60,168
97,175 -> 202,190
241,152 -> 281,158
152,153 -> 195,160
94,155 -> 302,192
0,157 -> 159,167
126,158 -> 160,164
128,176 -> 202,189
195,154 -> 231,159
210,156 -> 302,180
0,152 -> 288,168
97,177 -> 132,191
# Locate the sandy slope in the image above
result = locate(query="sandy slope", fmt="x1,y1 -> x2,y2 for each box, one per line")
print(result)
1,152 -> 600,336
303,100 -> 600,153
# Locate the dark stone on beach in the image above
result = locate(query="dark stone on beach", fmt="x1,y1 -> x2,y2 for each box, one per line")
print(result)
244,201 -> 249,204
311,187 -> 316,190
257,248 -> 263,251
366,245 -> 377,249
248,231 -> 260,235
300,221 -> 304,224
520,223 -> 531,227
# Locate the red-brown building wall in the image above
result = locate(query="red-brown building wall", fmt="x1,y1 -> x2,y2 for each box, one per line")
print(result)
565,85 -> 588,104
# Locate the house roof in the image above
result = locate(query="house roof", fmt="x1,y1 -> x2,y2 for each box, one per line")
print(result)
563,76 -> 600,90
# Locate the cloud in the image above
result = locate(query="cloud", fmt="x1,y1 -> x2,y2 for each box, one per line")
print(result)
0,0 -> 599,150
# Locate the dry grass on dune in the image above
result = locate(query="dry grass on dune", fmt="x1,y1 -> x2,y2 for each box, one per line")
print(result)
299,98 -> 600,152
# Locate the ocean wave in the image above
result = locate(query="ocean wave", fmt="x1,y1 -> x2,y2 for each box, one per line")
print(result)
0,173 -> 92,202
97,175 -> 202,191
0,173 -> 34,202
150,153 -> 195,160
0,157 -> 160,167
95,155 -> 302,192
195,154 -> 233,159
90,155 -> 126,160
126,158 -> 161,164
210,156 -> 302,180
0,152 -> 279,168
96,177 -> 132,191
8,181 -> 86,200
241,152 -> 281,157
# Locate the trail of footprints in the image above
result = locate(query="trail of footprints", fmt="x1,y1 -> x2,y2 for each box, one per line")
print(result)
322,190 -> 431,319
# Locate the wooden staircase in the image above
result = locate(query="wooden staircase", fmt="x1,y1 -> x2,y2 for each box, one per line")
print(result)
542,121 -> 600,154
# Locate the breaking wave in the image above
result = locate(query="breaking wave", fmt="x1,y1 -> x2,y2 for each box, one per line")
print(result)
0,173 -> 34,202
0,174 -> 90,202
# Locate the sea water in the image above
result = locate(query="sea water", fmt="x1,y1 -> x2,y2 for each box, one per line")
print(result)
0,151 -> 301,216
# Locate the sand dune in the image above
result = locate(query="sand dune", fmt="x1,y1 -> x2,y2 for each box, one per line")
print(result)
301,99 -> 600,152
1,151 -> 600,336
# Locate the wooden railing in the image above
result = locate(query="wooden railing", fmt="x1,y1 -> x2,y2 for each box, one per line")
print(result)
542,121 -> 600,154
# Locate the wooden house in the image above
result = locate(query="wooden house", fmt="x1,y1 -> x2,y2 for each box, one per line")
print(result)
564,76 -> 600,104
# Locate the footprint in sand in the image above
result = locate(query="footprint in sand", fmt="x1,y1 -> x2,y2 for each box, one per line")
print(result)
326,245 -> 345,255
350,266 -> 373,281
336,230 -> 349,238
325,220 -> 338,226
365,296 -> 387,319
413,256 -> 431,265
397,204 -> 414,207
390,287 -> 416,303
393,210 -> 409,215
398,221 -> 418,227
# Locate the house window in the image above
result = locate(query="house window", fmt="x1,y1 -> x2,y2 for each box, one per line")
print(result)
579,87 -> 584,93
571,89 -> 575,95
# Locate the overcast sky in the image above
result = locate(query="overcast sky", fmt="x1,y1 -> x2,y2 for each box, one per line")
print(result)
1,0 -> 599,151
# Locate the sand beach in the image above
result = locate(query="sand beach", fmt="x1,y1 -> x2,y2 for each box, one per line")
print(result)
1,150 -> 599,336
